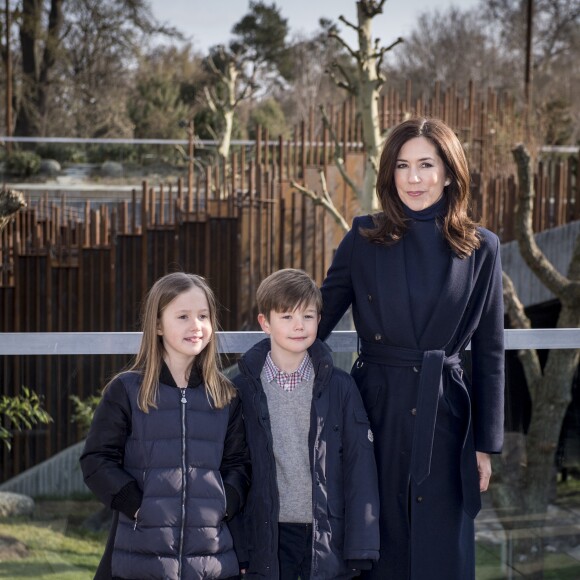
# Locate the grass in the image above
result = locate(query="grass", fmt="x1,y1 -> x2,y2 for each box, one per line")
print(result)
476,542 -> 580,579
1,487 -> 580,579
0,498 -> 106,579
474,474 -> 580,579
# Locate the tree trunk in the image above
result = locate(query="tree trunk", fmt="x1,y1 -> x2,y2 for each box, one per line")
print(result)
14,0 -> 63,137
491,144 -> 580,576
219,109 -> 234,163
356,3 -> 382,212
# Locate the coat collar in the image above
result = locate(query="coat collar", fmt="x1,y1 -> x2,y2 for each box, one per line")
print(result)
375,239 -> 474,351
159,361 -> 203,389
238,337 -> 333,385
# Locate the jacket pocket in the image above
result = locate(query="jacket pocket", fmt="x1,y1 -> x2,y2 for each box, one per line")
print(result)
215,469 -> 228,521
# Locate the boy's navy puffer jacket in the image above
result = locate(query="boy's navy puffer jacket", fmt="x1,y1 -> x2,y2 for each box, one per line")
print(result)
80,364 -> 250,580
230,338 -> 380,579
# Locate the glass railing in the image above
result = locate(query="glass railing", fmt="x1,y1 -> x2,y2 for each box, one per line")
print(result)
1,329 -> 579,579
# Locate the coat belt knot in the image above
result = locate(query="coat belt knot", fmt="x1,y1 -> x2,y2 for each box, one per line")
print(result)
359,341 -> 481,518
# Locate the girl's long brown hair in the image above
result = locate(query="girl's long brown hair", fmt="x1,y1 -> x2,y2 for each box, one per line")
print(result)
364,117 -> 480,258
105,272 -> 235,412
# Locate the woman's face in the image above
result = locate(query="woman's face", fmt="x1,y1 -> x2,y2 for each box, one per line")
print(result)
394,136 -> 450,212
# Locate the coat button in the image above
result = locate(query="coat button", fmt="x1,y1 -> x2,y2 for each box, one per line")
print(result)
374,333 -> 382,342
368,294 -> 373,302
413,366 -> 419,373
416,496 -> 423,503
411,408 -> 417,416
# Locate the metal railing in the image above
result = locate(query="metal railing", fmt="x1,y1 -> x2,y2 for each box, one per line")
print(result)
1,328 -> 579,499
1,328 -> 580,355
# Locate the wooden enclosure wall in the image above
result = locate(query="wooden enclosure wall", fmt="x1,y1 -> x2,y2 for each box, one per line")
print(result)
1,81 -> 578,481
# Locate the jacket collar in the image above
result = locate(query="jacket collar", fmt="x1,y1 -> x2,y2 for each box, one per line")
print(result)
159,361 -> 203,389
238,337 -> 333,386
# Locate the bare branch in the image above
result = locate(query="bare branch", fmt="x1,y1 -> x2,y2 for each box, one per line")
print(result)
381,36 -> 404,54
337,14 -> 359,32
319,106 -> 363,199
328,30 -> 358,60
328,61 -> 356,95
502,271 -> 542,395
291,174 -> 350,233
204,123 -> 219,142
375,37 -> 403,76
234,79 -> 257,107
512,144 -> 572,301
205,51 -> 228,84
203,86 -> 221,114
562,234 -> 580,306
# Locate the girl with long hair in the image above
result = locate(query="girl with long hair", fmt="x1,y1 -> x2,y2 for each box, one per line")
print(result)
81,272 -> 250,580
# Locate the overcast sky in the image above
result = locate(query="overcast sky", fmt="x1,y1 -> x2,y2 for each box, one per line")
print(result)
148,0 -> 480,54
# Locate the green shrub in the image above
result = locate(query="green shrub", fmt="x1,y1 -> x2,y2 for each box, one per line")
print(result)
35,143 -> 87,164
86,144 -> 137,164
0,386 -> 52,450
5,151 -> 41,177
70,394 -> 101,436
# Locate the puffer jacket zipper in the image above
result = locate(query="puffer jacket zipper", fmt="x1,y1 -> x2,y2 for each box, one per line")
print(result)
178,387 -> 188,579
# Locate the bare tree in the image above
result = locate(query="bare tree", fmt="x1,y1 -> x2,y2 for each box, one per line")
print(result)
385,7 -> 518,97
11,0 -> 179,138
14,0 -> 64,137
279,25 -> 349,127
482,0 -> 580,142
496,144 -> 580,578
325,0 -> 402,211
203,45 -> 257,163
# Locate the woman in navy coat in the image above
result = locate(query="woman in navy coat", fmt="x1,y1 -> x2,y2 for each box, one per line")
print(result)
318,117 -> 505,580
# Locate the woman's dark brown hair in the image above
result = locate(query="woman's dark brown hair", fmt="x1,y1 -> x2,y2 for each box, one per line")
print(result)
363,117 -> 480,258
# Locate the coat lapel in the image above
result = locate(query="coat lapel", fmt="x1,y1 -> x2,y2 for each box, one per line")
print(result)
418,252 -> 475,351
375,241 -> 417,348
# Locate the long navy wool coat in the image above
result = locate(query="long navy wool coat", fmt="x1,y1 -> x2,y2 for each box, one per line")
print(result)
318,215 -> 505,580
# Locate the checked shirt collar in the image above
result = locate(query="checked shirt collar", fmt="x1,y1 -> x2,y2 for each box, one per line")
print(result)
264,351 -> 313,392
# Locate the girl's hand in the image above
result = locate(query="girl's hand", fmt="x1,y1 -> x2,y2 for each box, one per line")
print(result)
476,451 -> 492,492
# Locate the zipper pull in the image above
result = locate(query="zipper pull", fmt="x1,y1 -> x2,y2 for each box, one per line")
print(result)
180,388 -> 187,404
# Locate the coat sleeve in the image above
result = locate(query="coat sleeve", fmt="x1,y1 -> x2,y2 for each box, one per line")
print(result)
318,223 -> 357,341
470,235 -> 505,453
227,377 -> 251,565
79,377 -> 141,510
341,377 -> 381,561
220,394 -> 251,519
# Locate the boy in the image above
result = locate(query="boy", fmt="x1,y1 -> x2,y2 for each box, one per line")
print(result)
231,268 -> 380,579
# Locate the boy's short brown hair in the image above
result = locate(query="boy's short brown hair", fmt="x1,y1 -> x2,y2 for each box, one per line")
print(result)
256,269 -> 322,319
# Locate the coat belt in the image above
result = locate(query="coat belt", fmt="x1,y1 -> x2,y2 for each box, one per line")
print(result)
358,341 -> 481,518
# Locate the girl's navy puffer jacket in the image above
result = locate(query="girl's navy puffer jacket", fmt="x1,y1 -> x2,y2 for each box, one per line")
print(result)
80,364 -> 251,580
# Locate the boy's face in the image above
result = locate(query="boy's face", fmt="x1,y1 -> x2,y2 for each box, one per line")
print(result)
258,302 -> 320,361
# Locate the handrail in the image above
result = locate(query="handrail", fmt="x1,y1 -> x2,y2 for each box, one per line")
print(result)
0,329 -> 579,355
